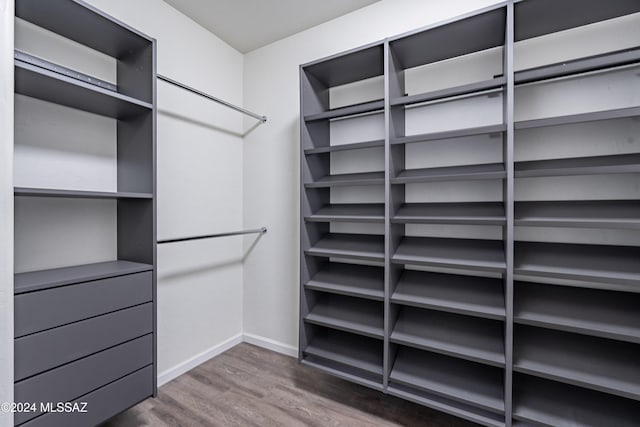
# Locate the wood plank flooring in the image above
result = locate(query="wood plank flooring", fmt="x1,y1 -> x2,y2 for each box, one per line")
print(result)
105,343 -> 478,427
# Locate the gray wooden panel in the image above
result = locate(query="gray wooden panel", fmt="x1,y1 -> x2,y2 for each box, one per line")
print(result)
14,335 -> 152,425
15,272 -> 152,338
21,366 -> 153,427
15,304 -> 153,381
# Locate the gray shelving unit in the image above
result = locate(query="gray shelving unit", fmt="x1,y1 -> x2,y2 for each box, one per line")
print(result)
300,40 -> 387,391
300,1 -> 640,426
13,1 -> 156,426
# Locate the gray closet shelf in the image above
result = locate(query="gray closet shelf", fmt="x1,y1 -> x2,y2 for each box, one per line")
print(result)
304,99 -> 384,122
514,200 -> 640,229
16,0 -> 150,58
304,171 -> 385,188
515,106 -> 640,130
392,237 -> 506,272
15,261 -> 154,294
513,375 -> 640,427
391,77 -> 506,107
515,153 -> 640,178
390,124 -> 506,145
391,163 -> 506,184
304,263 -> 384,301
388,384 -> 505,427
304,294 -> 384,339
514,242 -> 640,290
304,139 -> 385,155
305,233 -> 385,261
514,282 -> 640,343
392,270 -> 506,320
514,47 -> 640,84
390,346 -> 505,414
305,203 -> 385,223
15,61 -> 152,119
14,187 -> 153,200
513,326 -> 640,400
392,202 -> 506,225
303,330 -> 384,376
391,307 -> 506,367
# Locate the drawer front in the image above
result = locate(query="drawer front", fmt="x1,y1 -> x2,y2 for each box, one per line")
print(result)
15,303 -> 153,381
14,334 -> 152,425
21,365 -> 153,427
15,271 -> 152,338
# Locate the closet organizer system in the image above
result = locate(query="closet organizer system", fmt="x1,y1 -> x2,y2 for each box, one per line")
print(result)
300,1 -> 640,426
12,0 -> 265,426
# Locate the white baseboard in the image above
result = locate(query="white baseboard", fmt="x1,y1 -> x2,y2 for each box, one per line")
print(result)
242,333 -> 298,358
157,333 -> 243,387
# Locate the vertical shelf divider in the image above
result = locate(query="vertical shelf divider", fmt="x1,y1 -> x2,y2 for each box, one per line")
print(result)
503,1 -> 515,425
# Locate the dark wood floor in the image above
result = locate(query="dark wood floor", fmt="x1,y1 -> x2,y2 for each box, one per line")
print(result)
106,343 -> 477,427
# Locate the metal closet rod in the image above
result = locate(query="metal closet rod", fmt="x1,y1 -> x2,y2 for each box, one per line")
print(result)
157,227 -> 267,244
157,74 -> 267,123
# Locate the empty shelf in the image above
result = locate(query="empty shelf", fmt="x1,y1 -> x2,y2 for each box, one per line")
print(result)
515,200 -> 640,229
304,99 -> 384,121
515,47 -> 640,85
14,187 -> 153,200
306,233 -> 385,261
303,329 -> 383,376
515,106 -> 640,130
515,153 -> 640,178
306,204 -> 384,223
305,171 -> 385,188
393,237 -> 506,272
513,375 -> 640,427
514,282 -> 640,343
514,242 -> 640,291
391,307 -> 505,367
390,346 -> 504,414
387,383 -> 505,427
393,202 -> 505,225
514,327 -> 640,400
305,263 -> 384,301
15,60 -> 151,119
391,124 -> 506,145
304,139 -> 384,155
392,77 -> 506,106
514,0 -> 640,42
305,294 -> 383,339
392,270 -> 505,320
300,357 -> 383,392
392,163 -> 506,184
15,261 -> 154,294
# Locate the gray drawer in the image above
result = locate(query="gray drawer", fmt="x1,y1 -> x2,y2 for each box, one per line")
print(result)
21,365 -> 153,427
15,303 -> 153,381
14,334 -> 152,425
15,271 -> 152,338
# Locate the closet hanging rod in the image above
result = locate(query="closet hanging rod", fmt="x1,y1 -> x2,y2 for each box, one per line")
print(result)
157,227 -> 267,244
157,74 -> 267,123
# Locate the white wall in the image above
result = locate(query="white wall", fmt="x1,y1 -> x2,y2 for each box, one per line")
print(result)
0,1 -> 14,425
242,0 -> 503,353
13,0 -> 245,384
